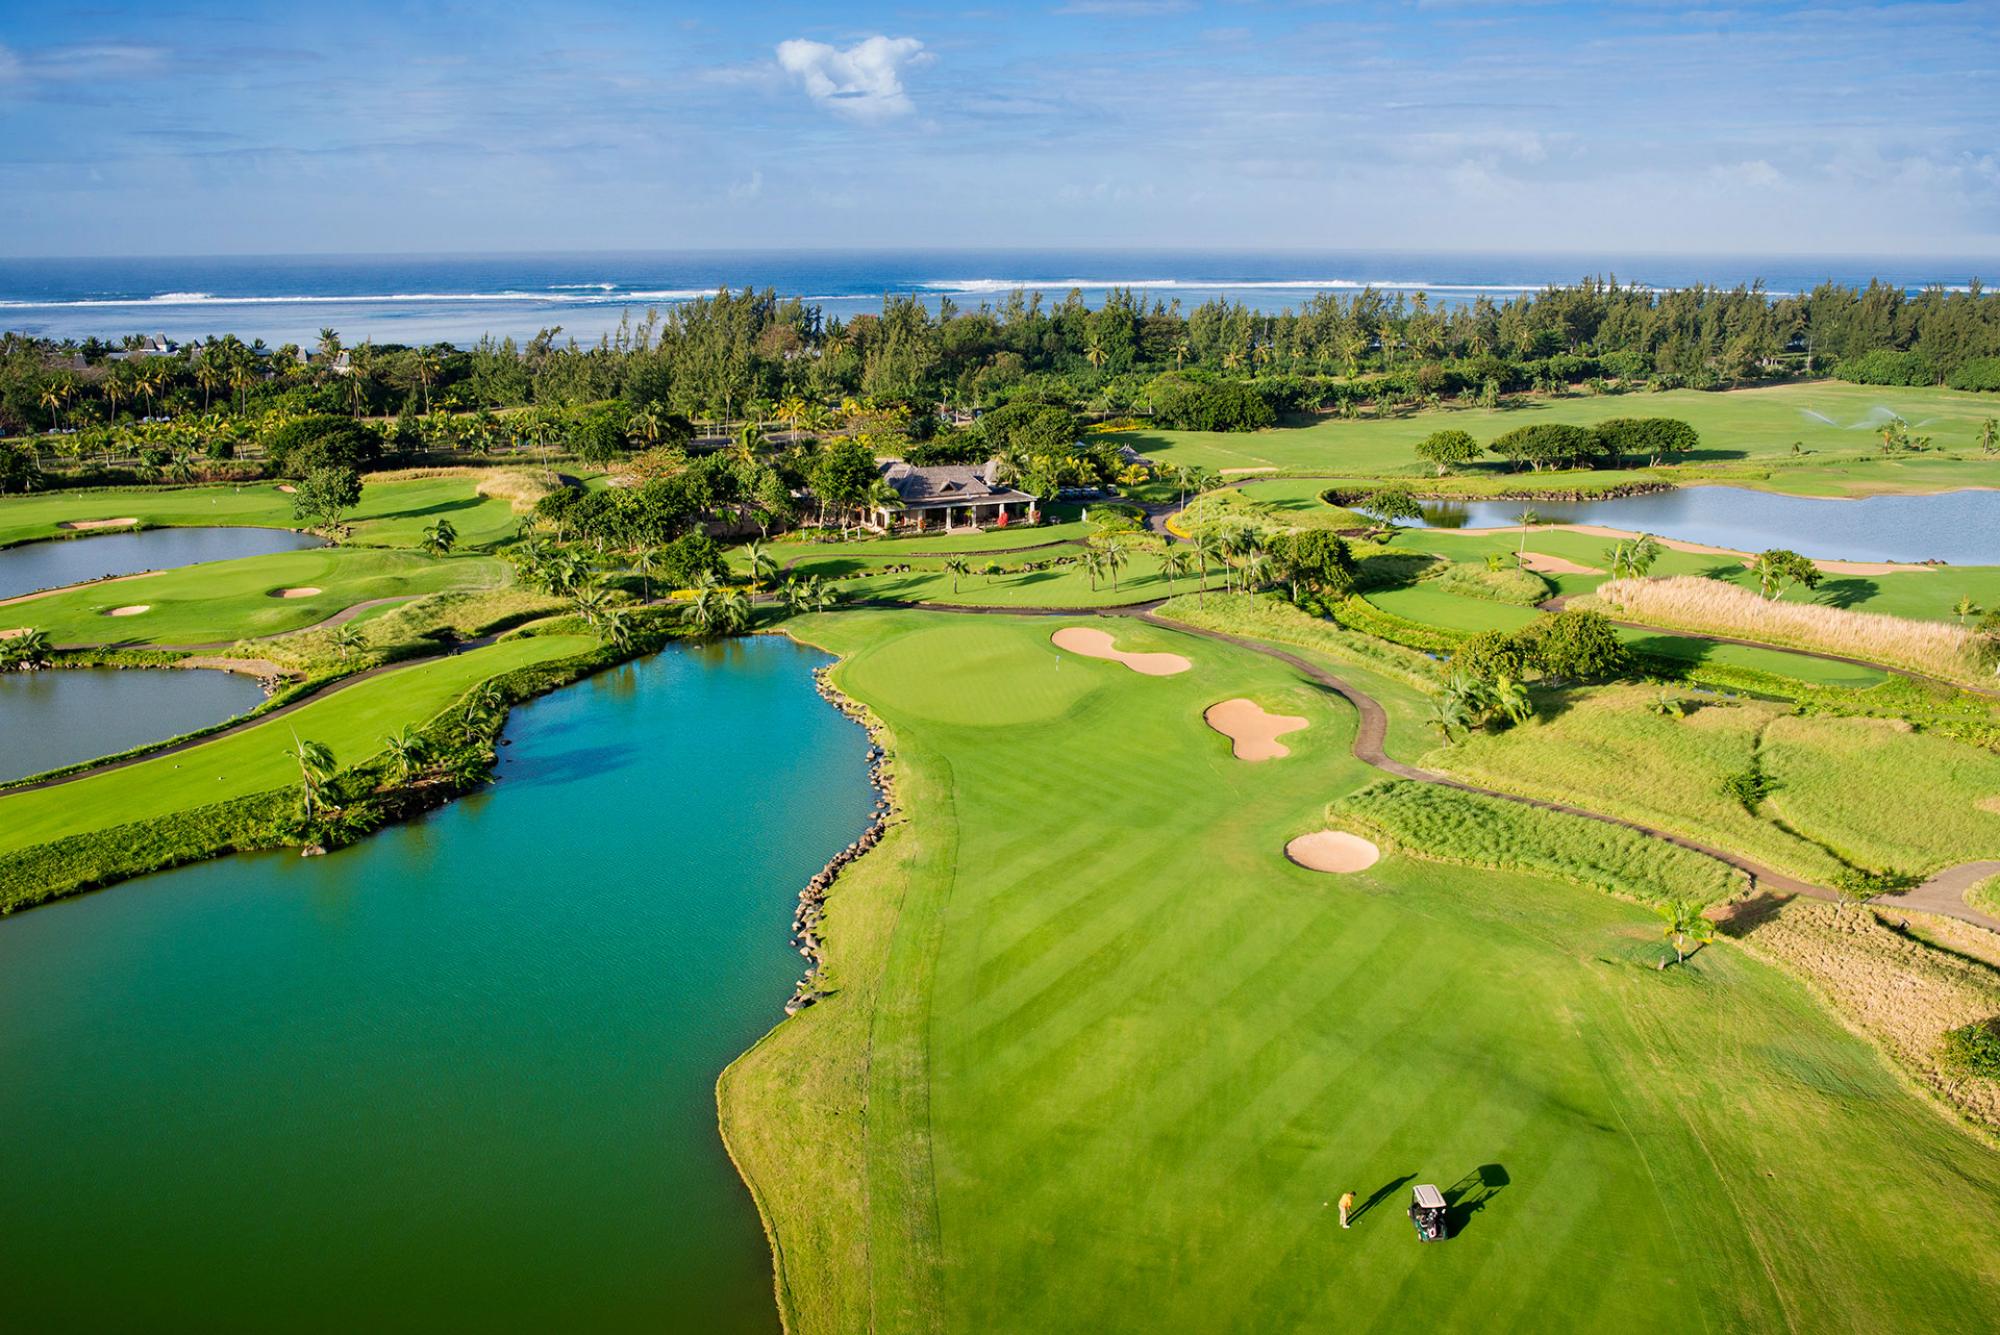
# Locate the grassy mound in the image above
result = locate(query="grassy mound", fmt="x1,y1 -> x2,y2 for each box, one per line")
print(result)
1332,778 -> 1743,906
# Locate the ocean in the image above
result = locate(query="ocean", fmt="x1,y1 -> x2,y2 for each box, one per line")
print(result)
0,249 -> 1990,349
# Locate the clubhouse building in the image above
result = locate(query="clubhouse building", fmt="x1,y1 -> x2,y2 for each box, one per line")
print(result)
865,460 -> 1040,533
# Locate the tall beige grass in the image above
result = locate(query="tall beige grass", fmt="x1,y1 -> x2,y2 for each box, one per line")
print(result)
1596,575 -> 1985,684
473,469 -> 559,513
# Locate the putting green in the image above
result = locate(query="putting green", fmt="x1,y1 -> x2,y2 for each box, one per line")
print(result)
722,611 -> 2000,1334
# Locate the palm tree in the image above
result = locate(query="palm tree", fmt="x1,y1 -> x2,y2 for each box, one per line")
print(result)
1490,675 -> 1532,725
784,574 -> 835,615
1084,337 -> 1107,372
630,546 -> 662,601
743,540 -> 779,589
1954,596 -> 1982,625
687,584 -> 724,636
1080,548 -> 1108,591
1427,692 -> 1472,745
381,725 -> 430,785
1192,530 -> 1223,604
1101,544 -> 1130,591
944,557 -> 970,594
286,734 -> 338,825
414,349 -> 442,414
1658,899 -> 1713,966
329,623 -> 367,660
1514,507 -> 1541,560
0,628 -> 52,669
1173,339 -> 1191,370
463,680 -> 506,730
862,476 -> 904,533
421,518 -> 457,557
1238,546 -> 1272,592
599,608 -> 634,651
776,395 -> 809,438
719,587 -> 753,633
1159,548 -> 1191,593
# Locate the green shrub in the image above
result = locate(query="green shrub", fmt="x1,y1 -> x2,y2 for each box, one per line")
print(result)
1940,1019 -> 2000,1078
1146,375 -> 1275,431
1490,423 -> 1599,471
1834,349 -> 1937,387
1591,417 -> 1698,466
1424,561 -> 1550,607
263,414 -> 384,478
1946,357 -> 2000,393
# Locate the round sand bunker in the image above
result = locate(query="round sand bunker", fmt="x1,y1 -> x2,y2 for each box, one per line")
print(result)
275,587 -> 322,598
106,605 -> 151,617
1285,830 -> 1381,874
1205,698 -> 1308,761
1051,626 -> 1191,676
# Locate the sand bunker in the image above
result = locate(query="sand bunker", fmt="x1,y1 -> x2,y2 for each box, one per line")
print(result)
0,627 -> 29,639
59,517 -> 138,531
1205,698 -> 1309,761
1981,795 -> 2000,815
275,484 -> 297,493
275,587 -> 322,599
1285,830 -> 1381,874
1519,551 -> 1603,577
1051,626 -> 1191,676
106,605 -> 151,617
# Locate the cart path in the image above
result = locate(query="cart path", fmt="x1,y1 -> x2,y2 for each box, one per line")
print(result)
873,598 -> 2000,933
1,634 -> 504,795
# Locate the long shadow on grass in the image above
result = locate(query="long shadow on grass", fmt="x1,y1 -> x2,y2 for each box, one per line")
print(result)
1348,1174 -> 1415,1225
1444,1163 -> 1510,1236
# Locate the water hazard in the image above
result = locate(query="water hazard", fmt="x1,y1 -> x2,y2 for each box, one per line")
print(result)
0,525 -> 324,601
0,636 -> 874,1332
1410,485 -> 2000,565
0,666 -> 267,783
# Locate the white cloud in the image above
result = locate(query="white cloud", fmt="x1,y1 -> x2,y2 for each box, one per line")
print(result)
775,35 -> 927,122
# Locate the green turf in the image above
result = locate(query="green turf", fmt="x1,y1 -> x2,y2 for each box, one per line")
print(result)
2,548 -> 505,646
1429,683 -> 2000,881
0,635 -> 593,856
1121,383 -> 2000,496
788,548 -> 1183,607
0,475 -> 530,550
721,610 -> 2000,1333
1365,585 -> 1542,633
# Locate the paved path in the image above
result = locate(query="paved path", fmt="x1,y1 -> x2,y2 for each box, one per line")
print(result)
888,598 -> 2000,932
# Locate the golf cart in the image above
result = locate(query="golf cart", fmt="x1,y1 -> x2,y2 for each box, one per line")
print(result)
1408,1184 -> 1449,1242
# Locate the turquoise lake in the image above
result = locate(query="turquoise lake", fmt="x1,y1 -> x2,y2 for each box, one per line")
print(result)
0,636 -> 873,1333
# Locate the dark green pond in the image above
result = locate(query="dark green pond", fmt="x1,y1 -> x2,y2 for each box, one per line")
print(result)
0,636 -> 873,1333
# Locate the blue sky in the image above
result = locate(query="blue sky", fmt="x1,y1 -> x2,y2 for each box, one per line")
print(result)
1,1 -> 1994,258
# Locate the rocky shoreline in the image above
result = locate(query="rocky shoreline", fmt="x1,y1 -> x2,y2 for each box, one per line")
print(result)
788,662 -> 893,1015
